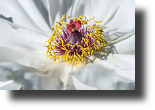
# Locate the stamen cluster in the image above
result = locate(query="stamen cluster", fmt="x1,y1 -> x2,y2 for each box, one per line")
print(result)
45,14 -> 108,66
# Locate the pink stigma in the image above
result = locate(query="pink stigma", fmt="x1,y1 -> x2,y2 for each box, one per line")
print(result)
67,19 -> 82,34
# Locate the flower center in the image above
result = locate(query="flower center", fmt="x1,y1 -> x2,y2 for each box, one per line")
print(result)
45,14 -> 108,66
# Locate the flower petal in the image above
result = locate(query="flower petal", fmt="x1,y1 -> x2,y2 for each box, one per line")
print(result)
39,0 -> 49,13
0,61 -> 71,90
104,0 -> 135,32
84,0 -> 120,23
84,0 -> 135,41
17,0 -> 52,36
58,65 -> 96,90
47,0 -> 61,27
0,18 -> 47,59
70,0 -> 86,17
0,80 -> 22,90
0,0 -> 38,30
0,80 -> 13,88
65,75 -> 98,90
0,0 -> 52,36
24,63 -> 72,90
0,64 -> 13,82
47,0 -> 73,27
0,45 -> 65,73
106,34 -> 135,55
71,63 -> 135,90
0,21 -> 68,73
98,54 -> 135,81
29,73 -> 64,90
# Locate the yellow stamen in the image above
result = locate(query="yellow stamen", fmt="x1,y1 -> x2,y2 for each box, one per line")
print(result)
94,21 -> 103,23
66,15 -> 72,19
45,14 -> 107,66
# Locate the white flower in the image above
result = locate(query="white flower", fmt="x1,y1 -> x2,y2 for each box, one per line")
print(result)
0,0 -> 135,90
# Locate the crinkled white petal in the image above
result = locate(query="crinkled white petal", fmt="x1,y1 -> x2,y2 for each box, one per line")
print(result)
47,0 -> 88,27
84,0 -> 135,41
0,19 -> 72,83
47,0 -> 61,27
0,0 -> 39,31
0,45 -> 68,75
40,0 -> 49,12
61,65 -> 89,90
71,63 -> 135,90
104,0 -> 135,32
97,54 -> 135,81
0,62 -> 71,90
84,0 -> 120,26
27,70 -> 60,90
17,0 -> 52,36
47,0 -> 69,27
0,71 -> 13,83
0,18 -> 47,59
0,0 -> 52,36
24,63 -> 72,90
70,0 -> 86,17
84,0 -> 135,29
107,35 -> 135,55
47,0 -> 71,27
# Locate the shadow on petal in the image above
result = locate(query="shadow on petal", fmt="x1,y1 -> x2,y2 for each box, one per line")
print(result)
0,14 -> 13,23
33,0 -> 50,28
93,44 -> 116,61
92,27 -> 134,61
103,28 -> 127,41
